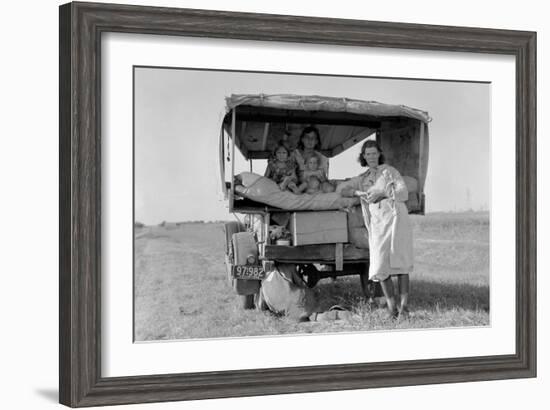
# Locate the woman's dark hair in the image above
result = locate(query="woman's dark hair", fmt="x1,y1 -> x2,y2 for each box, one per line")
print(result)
271,141 -> 291,160
358,140 -> 385,167
297,126 -> 321,151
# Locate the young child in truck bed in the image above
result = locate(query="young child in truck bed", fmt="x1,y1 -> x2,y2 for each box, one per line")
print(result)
301,176 -> 336,195
264,142 -> 301,194
298,154 -> 327,193
303,175 -> 322,194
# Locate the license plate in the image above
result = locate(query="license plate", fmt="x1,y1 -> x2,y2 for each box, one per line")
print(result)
232,265 -> 266,280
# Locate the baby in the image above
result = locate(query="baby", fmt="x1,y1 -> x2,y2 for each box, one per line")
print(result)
264,142 -> 300,193
298,155 -> 327,193
303,178 -> 336,195
303,176 -> 321,194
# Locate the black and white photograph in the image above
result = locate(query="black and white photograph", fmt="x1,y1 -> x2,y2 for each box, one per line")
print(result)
133,68 -> 490,341
2,0 -> 543,409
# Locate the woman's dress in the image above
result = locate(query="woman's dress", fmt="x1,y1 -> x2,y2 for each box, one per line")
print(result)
345,164 -> 413,281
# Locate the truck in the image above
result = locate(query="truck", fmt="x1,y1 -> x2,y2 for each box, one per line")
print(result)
220,94 -> 430,309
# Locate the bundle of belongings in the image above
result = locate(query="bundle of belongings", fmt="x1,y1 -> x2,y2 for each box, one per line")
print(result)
258,263 -> 353,322
234,172 -> 360,211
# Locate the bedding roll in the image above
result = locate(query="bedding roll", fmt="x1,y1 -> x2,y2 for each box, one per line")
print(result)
235,172 -> 359,211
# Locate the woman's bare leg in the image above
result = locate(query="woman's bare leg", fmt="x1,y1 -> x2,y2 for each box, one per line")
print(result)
397,274 -> 410,318
379,277 -> 398,319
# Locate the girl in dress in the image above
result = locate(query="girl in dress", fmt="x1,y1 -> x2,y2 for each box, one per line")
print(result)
264,142 -> 301,194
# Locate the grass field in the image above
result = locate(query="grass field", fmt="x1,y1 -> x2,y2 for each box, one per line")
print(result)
134,212 -> 490,341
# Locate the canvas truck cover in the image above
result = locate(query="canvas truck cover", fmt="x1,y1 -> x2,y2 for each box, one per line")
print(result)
225,94 -> 431,124
222,94 -> 431,160
222,94 -> 430,214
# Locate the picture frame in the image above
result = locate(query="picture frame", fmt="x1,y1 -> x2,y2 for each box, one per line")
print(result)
59,1 -> 536,407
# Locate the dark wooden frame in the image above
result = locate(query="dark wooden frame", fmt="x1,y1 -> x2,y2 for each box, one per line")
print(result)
59,1 -> 536,407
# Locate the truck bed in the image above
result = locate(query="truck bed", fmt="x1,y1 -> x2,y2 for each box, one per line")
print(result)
264,243 -> 369,263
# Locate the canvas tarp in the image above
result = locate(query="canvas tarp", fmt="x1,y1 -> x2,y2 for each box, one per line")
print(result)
226,94 -> 432,124
223,94 -> 431,160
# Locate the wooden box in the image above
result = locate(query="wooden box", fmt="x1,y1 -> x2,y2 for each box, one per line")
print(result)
290,211 -> 348,246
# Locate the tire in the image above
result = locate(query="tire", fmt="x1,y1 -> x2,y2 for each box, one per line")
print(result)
242,294 -> 255,310
232,231 -> 261,302
224,255 -> 233,284
224,221 -> 243,255
224,222 -> 243,283
232,232 -> 258,265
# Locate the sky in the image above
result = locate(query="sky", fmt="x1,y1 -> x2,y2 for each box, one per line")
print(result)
134,67 -> 490,224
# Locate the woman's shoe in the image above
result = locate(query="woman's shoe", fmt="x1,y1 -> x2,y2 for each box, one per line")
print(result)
385,307 -> 399,321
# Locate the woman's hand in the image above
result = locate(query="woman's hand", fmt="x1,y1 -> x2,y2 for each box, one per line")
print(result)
365,189 -> 386,203
340,187 -> 358,197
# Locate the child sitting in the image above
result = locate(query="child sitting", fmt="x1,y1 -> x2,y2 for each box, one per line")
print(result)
303,177 -> 336,195
298,154 -> 327,193
264,142 -> 300,194
303,175 -> 322,194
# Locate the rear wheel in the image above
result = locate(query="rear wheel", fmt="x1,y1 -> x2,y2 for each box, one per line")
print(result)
224,221 -> 243,254
232,231 -> 261,309
224,221 -> 243,282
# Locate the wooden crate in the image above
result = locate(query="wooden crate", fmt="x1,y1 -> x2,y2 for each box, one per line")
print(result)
290,211 -> 348,246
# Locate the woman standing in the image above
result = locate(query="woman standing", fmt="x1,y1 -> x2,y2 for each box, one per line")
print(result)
341,140 -> 413,319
